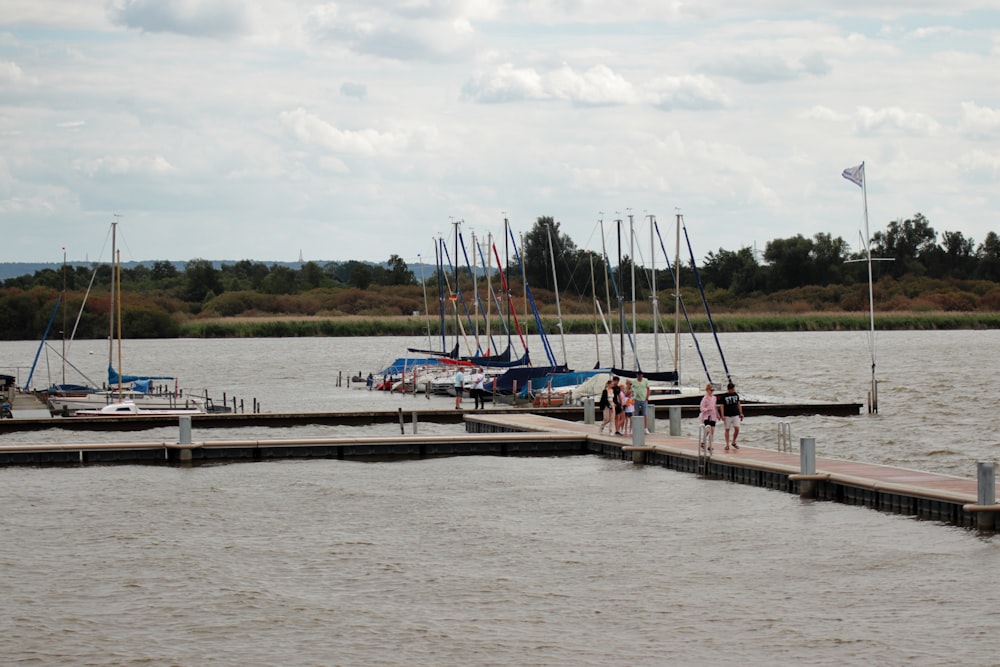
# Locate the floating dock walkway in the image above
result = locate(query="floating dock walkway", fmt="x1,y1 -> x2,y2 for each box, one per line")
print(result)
4,408 -> 991,531
0,399 -> 862,432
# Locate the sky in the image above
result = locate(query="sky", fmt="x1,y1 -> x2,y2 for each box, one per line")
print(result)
2,1 -> 999,267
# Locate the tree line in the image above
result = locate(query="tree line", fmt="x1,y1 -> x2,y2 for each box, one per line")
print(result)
1,213 -> 998,341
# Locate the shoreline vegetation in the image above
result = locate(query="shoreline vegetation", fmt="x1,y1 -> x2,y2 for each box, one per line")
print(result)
181,311 -> 1000,338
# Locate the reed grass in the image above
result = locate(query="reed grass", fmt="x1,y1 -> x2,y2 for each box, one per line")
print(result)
180,311 -> 1000,338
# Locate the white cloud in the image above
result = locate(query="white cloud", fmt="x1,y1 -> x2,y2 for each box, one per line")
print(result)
279,108 -> 411,157
304,4 -> 478,61
0,60 -> 38,86
853,105 -> 941,135
702,52 -> 831,83
959,101 -> 1000,139
461,64 -> 549,103
73,155 -> 175,177
644,75 -> 731,111
106,0 -> 252,38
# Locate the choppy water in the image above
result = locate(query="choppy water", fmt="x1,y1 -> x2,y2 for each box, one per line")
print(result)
1,331 -> 999,665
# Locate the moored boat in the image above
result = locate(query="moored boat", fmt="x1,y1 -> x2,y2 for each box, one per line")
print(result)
74,400 -> 205,417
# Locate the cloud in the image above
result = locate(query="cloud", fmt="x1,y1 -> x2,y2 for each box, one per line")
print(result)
73,155 -> 175,177
701,52 -> 831,83
544,64 -> 635,106
853,105 -> 940,135
279,107 -> 410,157
0,60 -> 38,86
463,63 -> 728,110
957,149 -> 1000,178
106,0 -> 252,38
305,4 -> 477,62
461,64 -> 546,103
960,101 -> 1000,139
644,74 -> 731,111
340,82 -> 368,100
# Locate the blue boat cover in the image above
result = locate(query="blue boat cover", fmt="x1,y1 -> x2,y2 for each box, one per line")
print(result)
376,357 -> 447,376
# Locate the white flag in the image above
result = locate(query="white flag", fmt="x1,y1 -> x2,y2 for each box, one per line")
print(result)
842,162 -> 864,188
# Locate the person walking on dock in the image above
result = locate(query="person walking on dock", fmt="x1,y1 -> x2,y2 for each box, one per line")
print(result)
631,370 -> 651,434
598,380 -> 614,433
719,381 -> 744,450
622,383 -> 635,436
698,383 -> 719,451
471,368 -> 486,409
612,376 -> 624,435
454,368 -> 465,409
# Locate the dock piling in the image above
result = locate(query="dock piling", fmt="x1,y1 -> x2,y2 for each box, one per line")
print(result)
669,406 -> 681,436
631,416 -> 644,448
178,415 -> 193,464
794,437 -> 822,498
412,411 -> 418,434
583,397 -> 595,424
648,405 -> 656,433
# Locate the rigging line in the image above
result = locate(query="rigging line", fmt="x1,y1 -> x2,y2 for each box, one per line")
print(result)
601,246 -> 640,371
653,219 -> 710,384
474,240 -> 510,343
682,217 -> 731,383
491,242 -> 530,360
440,240 -> 478,355
506,225 -> 557,367
458,230 -> 491,355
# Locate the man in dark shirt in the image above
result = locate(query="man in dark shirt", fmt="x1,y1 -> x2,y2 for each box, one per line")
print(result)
719,381 -> 744,450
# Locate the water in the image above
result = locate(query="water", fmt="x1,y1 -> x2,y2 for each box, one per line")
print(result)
2,331 -> 999,664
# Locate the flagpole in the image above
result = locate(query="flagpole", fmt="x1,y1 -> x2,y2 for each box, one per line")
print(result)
861,165 -> 877,413
843,161 -> 877,413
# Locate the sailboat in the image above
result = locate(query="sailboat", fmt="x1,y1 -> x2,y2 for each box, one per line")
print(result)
39,220 -> 210,415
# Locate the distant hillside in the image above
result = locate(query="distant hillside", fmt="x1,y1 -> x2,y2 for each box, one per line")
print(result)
1,260 -> 446,281
0,260 -> 319,281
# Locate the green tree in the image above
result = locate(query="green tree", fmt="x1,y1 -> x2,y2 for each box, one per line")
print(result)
387,254 -> 415,286
976,231 -> 1000,281
182,259 -> 222,303
521,217 -> 578,292
871,213 -> 937,277
764,235 -> 815,290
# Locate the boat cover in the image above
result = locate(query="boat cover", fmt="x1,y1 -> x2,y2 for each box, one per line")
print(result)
611,367 -> 679,383
376,357 -> 447,376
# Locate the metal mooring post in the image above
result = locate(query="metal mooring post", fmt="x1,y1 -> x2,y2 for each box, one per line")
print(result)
178,415 -> 193,464
669,406 -> 681,436
977,462 -> 997,531
792,437 -> 819,498
583,397 -> 595,424
631,416 -> 645,448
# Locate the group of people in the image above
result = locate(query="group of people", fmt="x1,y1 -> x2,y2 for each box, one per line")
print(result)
597,371 -> 651,436
454,367 -> 487,409
697,381 -> 744,451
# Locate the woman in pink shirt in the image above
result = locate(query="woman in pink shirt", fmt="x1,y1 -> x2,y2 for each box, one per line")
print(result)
698,383 -> 719,451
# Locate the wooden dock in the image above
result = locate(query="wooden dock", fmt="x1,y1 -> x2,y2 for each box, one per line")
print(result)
4,408 -> 988,531
0,399 -> 862,432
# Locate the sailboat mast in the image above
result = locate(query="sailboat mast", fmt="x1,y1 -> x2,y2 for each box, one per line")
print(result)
629,212 -> 637,370
116,248 -> 123,399
108,218 -> 117,375
589,251 -> 600,366
616,216 -> 624,368
674,213 -> 681,384
649,215 -> 658,372
61,247 -> 67,385
546,220 -> 568,366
